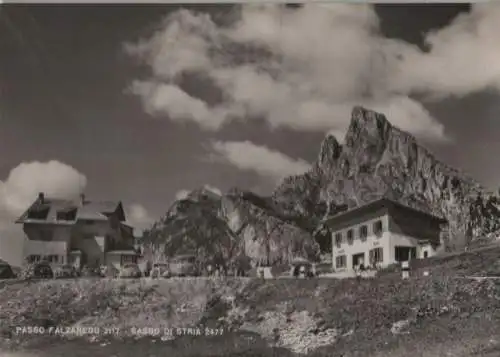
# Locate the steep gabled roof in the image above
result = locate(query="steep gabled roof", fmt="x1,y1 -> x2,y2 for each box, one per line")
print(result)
16,198 -> 78,225
324,197 -> 447,228
15,195 -> 124,225
77,200 -> 119,221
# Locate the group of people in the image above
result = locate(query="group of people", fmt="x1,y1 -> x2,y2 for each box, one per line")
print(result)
354,260 -> 382,281
205,263 -> 247,277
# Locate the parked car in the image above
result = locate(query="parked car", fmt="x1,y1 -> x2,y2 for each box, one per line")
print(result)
168,254 -> 198,277
100,265 -> 119,278
0,260 -> 16,279
80,266 -> 102,278
22,262 -> 54,279
54,264 -> 78,279
290,258 -> 315,278
118,263 -> 142,278
150,263 -> 170,279
314,262 -> 334,276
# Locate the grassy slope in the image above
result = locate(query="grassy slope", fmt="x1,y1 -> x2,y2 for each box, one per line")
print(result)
1,248 -> 500,356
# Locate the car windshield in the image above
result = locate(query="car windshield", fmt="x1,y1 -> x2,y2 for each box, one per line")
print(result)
172,256 -> 195,263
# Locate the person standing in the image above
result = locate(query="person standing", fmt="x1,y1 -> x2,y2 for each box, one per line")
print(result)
355,264 -> 362,282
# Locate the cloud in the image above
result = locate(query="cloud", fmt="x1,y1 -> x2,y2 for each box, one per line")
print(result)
203,184 -> 222,196
175,189 -> 191,200
390,4 -> 500,99
129,81 -> 227,129
210,140 -> 311,181
126,203 -> 155,230
0,160 -> 87,219
123,3 -> 500,142
175,185 -> 222,201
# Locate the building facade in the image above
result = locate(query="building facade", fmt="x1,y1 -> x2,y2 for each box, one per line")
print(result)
325,198 -> 447,272
16,192 -> 139,270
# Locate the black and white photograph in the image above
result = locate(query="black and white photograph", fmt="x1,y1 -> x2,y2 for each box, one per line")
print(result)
1,2 -> 500,356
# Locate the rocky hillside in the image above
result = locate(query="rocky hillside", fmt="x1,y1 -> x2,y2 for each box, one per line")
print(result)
273,106 -> 500,250
144,106 -> 500,263
142,186 -> 320,267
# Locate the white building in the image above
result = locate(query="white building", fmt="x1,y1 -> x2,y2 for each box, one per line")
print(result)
325,197 -> 447,272
16,192 -> 140,270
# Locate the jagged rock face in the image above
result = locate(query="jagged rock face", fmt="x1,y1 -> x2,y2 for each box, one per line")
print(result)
143,187 -> 320,266
273,106 -> 500,248
145,106 -> 500,260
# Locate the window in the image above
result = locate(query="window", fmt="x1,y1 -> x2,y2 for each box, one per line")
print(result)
346,229 -> 354,245
423,251 -> 429,258
373,220 -> 383,236
121,255 -> 137,265
27,207 -> 50,220
334,233 -> 343,247
27,255 -> 41,263
369,248 -> 384,265
46,255 -> 59,263
359,225 -> 368,240
56,208 -> 77,221
335,255 -> 347,269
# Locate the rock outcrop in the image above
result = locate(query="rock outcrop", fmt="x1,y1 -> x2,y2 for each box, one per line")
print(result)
273,106 -> 500,250
142,186 -> 320,267
145,106 -> 500,263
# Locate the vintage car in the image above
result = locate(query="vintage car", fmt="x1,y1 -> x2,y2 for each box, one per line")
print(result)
22,262 -> 54,279
168,254 -> 198,277
150,263 -> 170,279
54,264 -> 78,279
289,258 -> 315,278
0,259 -> 16,279
118,263 -> 142,279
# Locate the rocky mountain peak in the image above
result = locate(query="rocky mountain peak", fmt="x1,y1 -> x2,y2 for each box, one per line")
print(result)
146,105 -> 500,266
317,134 -> 342,170
272,105 -> 500,250
344,106 -> 392,155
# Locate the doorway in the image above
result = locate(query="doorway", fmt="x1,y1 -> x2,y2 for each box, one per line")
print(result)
352,253 -> 365,268
394,246 -> 416,262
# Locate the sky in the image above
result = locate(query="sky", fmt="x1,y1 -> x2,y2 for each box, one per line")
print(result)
1,3 -> 500,265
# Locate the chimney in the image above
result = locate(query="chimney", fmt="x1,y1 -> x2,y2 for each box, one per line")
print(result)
38,192 -> 45,204
80,193 -> 86,205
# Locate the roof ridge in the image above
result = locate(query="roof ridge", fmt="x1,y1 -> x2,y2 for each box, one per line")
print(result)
324,196 -> 445,223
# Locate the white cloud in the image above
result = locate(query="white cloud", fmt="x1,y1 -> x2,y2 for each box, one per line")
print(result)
129,81 -> 228,129
175,189 -> 191,200
203,185 -> 222,196
390,4 -> 500,99
210,140 -> 311,181
126,203 -> 155,231
123,3 -> 500,142
175,185 -> 222,201
0,160 -> 87,218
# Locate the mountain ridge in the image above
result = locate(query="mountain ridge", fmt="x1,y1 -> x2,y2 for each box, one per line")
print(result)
143,106 -> 500,266
273,106 -> 499,250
